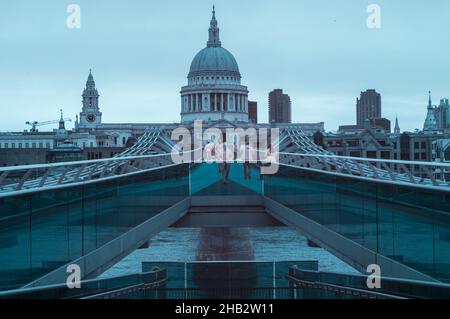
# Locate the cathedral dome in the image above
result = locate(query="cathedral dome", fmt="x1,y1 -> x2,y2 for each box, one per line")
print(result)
189,47 -> 240,76
180,6 -> 249,124
187,6 -> 240,78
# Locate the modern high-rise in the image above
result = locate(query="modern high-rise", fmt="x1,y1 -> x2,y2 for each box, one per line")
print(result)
248,101 -> 258,123
435,98 -> 449,130
269,89 -> 291,124
356,89 -> 381,126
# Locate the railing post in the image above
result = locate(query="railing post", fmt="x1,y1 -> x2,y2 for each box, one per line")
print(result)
184,262 -> 188,300
188,165 -> 192,196
261,176 -> 265,196
272,261 -> 276,300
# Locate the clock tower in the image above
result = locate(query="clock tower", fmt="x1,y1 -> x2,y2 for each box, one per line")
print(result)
79,69 -> 102,129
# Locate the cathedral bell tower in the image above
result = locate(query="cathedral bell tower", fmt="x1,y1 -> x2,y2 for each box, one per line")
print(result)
79,69 -> 102,129
423,91 -> 437,132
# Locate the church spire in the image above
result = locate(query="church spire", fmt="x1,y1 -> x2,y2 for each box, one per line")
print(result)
207,5 -> 221,47
59,109 -> 65,130
394,114 -> 400,134
86,69 -> 95,89
428,90 -> 433,108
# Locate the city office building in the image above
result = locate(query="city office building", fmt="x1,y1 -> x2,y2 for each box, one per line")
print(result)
356,89 -> 381,126
248,101 -> 258,123
269,89 -> 292,124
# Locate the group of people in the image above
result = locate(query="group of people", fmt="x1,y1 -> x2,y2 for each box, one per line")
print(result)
204,137 -> 276,184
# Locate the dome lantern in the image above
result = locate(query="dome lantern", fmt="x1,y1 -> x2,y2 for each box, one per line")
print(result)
207,5 -> 221,48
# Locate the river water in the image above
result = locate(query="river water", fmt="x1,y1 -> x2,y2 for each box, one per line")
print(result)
100,227 -> 359,278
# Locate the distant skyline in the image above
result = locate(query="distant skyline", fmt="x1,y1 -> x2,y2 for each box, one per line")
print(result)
0,0 -> 449,132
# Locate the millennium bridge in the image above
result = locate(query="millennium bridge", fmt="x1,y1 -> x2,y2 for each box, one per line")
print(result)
1,127 -> 450,299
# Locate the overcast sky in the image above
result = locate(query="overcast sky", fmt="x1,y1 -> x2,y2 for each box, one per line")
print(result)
0,0 -> 449,132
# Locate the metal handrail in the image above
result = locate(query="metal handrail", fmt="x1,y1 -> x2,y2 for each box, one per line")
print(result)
287,266 -> 450,299
276,161 -> 450,192
83,279 -> 168,299
0,269 -> 167,299
1,141 -> 449,196
285,275 -> 405,299
276,151 -> 450,168
0,149 -> 193,173
0,147 -> 200,196
253,148 -> 450,189
5,145 -> 448,175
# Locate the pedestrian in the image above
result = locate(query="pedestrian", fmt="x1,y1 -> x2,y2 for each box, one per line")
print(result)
239,138 -> 252,180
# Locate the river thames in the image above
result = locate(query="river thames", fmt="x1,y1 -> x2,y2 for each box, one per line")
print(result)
100,227 -> 359,278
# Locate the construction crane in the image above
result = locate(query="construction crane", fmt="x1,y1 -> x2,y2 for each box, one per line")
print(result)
25,118 -> 72,132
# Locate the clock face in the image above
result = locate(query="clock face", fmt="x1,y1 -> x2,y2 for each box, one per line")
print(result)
87,113 -> 96,123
